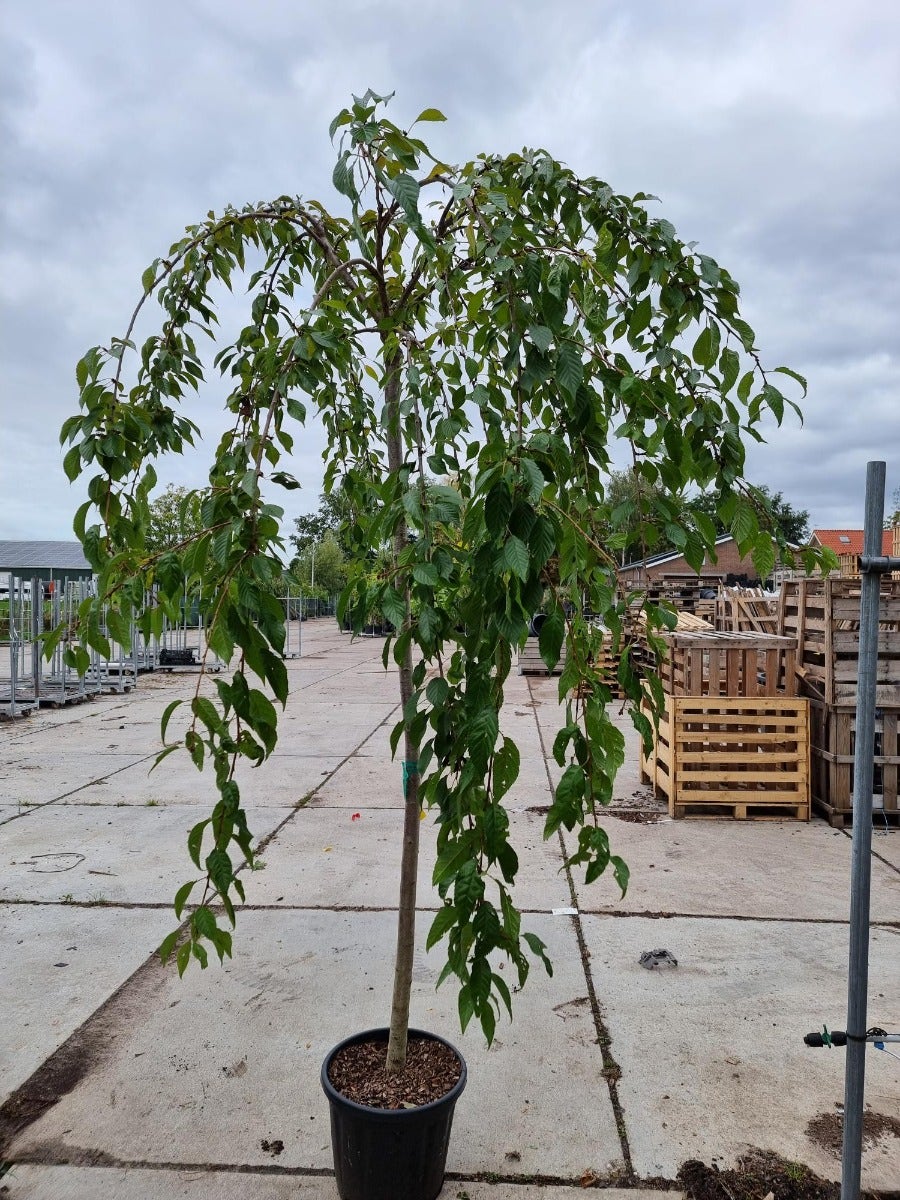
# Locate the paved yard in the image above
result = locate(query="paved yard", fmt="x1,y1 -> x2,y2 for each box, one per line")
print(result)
2,621 -> 898,1197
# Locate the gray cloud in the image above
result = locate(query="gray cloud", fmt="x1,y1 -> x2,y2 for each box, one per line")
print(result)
1,0 -> 898,540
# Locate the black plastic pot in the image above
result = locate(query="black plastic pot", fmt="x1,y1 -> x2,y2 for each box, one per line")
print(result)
321,1028 -> 467,1200
529,612 -> 547,637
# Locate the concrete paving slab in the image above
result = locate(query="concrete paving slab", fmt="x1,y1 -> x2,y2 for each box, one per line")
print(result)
8,911 -> 624,1181
3,1168 -> 680,1200
247,808 -> 573,912
65,751 -> 348,808
871,828 -> 900,871
0,804 -> 286,904
0,1171 -> 681,1200
2,1165 -> 323,1198
0,904 -> 174,1105
565,815 -> 900,922
581,915 -> 900,1188
0,754 -> 152,806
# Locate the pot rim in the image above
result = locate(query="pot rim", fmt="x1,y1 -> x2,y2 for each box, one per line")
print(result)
321,1026 -> 467,1117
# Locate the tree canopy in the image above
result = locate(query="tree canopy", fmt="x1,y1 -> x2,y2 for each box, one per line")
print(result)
54,91 -> 826,1057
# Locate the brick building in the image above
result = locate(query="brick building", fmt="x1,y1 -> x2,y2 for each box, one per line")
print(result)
618,534 -> 768,588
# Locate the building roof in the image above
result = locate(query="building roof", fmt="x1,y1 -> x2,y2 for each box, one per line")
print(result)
811,529 -> 893,556
622,533 -> 736,572
0,541 -> 92,577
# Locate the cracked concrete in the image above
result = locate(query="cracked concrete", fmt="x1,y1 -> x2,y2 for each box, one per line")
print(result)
2,619 -> 898,1198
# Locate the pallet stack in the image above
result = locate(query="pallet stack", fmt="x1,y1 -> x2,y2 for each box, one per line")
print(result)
716,587 -> 779,635
777,577 -> 900,826
639,629 -> 810,820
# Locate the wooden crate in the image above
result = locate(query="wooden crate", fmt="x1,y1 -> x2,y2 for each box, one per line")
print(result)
715,587 -> 779,634
777,577 -> 900,706
517,637 -> 563,675
808,699 -> 900,825
656,630 -> 797,698
640,696 -> 810,819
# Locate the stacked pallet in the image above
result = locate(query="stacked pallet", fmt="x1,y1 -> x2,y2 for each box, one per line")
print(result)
639,629 -> 809,820
716,587 -> 779,634
777,577 -> 900,825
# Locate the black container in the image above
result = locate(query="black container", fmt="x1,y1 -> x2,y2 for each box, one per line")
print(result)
321,1028 -> 467,1200
529,612 -> 547,637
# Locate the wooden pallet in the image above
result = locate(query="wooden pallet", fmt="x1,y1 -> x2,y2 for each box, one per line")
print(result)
777,577 -> 900,706
716,587 -> 779,634
673,800 -> 809,820
640,695 -> 810,819
517,637 -> 563,676
808,699 -> 900,821
811,799 -> 900,829
656,630 -> 798,698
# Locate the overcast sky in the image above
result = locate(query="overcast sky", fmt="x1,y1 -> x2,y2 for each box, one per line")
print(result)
2,0 -> 898,544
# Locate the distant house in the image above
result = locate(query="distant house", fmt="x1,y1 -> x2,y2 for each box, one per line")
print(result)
810,528 -> 895,578
809,529 -> 893,557
0,541 -> 92,596
618,533 -> 770,588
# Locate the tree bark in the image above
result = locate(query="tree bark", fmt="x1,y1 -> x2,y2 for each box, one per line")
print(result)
383,347 -> 420,1075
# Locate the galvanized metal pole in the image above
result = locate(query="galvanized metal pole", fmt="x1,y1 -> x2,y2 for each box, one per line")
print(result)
840,460 -> 884,1200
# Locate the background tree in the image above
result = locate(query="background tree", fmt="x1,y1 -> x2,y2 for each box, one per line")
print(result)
56,91 -> 827,1079
685,483 -> 810,545
146,484 -> 205,552
289,530 -> 349,595
290,485 -> 357,557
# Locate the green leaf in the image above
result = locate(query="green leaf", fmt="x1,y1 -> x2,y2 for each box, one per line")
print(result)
174,879 -> 197,919
414,107 -> 447,123
469,708 -> 499,763
426,676 -> 450,709
502,535 -> 529,581
176,942 -> 191,977
528,325 -> 553,354
528,514 -> 557,568
412,561 -> 439,586
389,172 -> 420,220
556,342 -> 583,402
719,346 -> 740,393
523,930 -> 553,976
773,365 -> 807,397
611,855 -> 630,897
629,295 -> 652,337
692,324 -> 719,369
63,446 -> 81,482
426,905 -> 459,950
493,737 -> 520,801
458,985 -> 475,1033
332,153 -> 357,201
538,609 -> 565,671
159,929 -> 180,964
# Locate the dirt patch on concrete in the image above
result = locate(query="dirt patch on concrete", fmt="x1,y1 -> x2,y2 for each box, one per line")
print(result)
678,1150 -> 844,1200
806,1108 -> 900,1157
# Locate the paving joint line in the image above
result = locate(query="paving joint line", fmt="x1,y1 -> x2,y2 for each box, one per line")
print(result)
3,897 -> 899,933
0,751 -> 162,828
525,675 -> 636,1181
841,827 -> 900,878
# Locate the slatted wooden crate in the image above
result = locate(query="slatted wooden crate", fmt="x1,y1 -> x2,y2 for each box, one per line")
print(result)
656,630 -> 798,698
517,636 -> 564,675
808,699 -> 900,826
777,577 -> 900,706
715,587 -> 779,634
640,696 -> 810,819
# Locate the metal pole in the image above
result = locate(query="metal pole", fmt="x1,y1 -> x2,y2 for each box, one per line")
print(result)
840,460 -> 885,1200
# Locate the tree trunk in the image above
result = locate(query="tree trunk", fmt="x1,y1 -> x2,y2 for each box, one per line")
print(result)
383,348 -> 420,1075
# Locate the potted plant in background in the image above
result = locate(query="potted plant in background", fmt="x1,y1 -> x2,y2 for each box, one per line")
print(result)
52,91 -> 823,1200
